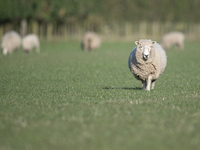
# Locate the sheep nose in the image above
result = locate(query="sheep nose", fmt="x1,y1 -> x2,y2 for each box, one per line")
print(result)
144,54 -> 149,58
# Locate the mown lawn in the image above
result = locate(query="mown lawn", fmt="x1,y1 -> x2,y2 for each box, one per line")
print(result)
0,41 -> 200,150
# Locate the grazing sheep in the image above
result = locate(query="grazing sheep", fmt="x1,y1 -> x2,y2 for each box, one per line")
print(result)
128,39 -> 167,91
22,34 -> 40,53
1,31 -> 21,55
81,31 -> 101,51
161,31 -> 185,50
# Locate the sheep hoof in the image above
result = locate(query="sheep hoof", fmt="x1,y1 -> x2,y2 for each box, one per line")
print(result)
146,88 -> 151,91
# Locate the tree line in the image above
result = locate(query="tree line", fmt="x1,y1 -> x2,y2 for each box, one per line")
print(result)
0,0 -> 200,24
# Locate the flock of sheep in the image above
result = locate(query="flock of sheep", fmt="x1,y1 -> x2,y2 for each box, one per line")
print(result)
81,31 -> 185,51
1,31 -> 40,55
1,29 -> 185,91
80,31 -> 184,91
0,30 -> 101,55
0,30 -> 184,54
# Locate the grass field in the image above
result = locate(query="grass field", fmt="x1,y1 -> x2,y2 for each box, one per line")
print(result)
0,41 -> 200,150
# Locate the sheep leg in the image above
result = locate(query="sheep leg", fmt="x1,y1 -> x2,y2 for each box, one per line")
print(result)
36,47 -> 40,53
146,76 -> 152,91
180,43 -> 184,50
142,80 -> 147,90
84,46 -> 88,51
3,48 -> 8,55
175,43 -> 179,50
151,79 -> 156,89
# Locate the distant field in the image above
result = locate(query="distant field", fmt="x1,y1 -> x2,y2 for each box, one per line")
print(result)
0,41 -> 200,150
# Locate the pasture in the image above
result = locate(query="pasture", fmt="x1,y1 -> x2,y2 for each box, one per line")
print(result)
0,41 -> 200,150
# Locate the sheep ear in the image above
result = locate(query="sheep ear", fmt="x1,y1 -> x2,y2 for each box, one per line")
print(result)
152,41 -> 156,45
135,41 -> 139,45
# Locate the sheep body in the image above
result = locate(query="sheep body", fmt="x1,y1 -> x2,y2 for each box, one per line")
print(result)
22,34 -> 40,53
81,32 -> 101,51
161,31 -> 184,50
128,39 -> 167,91
1,31 -> 21,55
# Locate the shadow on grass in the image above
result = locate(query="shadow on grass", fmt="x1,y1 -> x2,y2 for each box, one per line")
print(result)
103,87 -> 142,90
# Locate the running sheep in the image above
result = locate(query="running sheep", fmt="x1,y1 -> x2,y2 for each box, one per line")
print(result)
161,31 -> 185,50
22,34 -> 40,53
81,31 -> 101,51
128,39 -> 167,91
1,31 -> 21,55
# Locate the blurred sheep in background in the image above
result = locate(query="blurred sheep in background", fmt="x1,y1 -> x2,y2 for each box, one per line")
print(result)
161,31 -> 185,50
22,34 -> 40,53
1,31 -> 21,55
81,31 -> 101,51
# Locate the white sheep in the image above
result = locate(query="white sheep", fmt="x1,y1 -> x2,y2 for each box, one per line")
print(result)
1,31 -> 21,55
161,31 -> 185,50
81,31 -> 101,51
22,34 -> 40,53
128,39 -> 167,91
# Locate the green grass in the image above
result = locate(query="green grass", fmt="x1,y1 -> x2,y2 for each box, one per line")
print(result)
0,41 -> 200,150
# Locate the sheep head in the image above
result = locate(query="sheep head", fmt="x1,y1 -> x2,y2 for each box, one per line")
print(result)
135,39 -> 156,61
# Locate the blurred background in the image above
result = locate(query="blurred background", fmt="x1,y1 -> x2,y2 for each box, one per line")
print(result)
0,0 -> 200,42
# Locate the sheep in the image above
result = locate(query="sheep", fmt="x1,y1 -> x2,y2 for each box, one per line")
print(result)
22,34 -> 40,53
161,31 -> 185,50
128,39 -> 167,91
81,31 -> 101,51
1,31 -> 21,55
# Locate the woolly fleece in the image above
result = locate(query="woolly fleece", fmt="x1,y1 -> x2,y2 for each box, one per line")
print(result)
22,34 -> 40,53
128,39 -> 167,90
161,31 -> 185,50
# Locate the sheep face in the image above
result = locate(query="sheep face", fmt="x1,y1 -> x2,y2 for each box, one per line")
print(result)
135,40 -> 156,60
